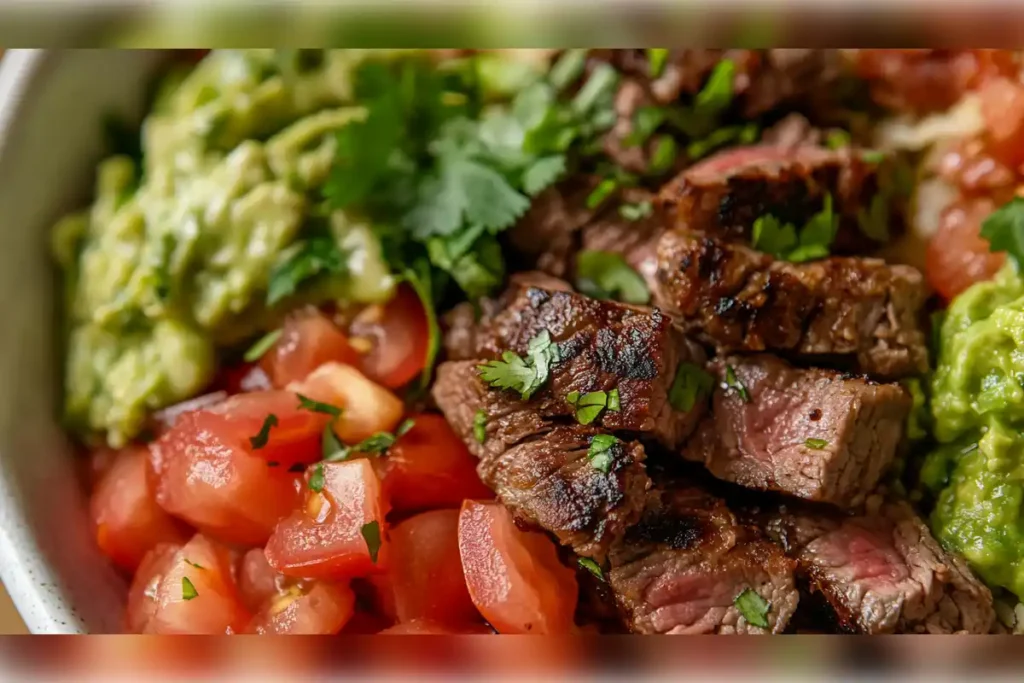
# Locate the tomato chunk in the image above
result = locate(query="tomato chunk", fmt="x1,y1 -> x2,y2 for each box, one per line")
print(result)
926,197 -> 1007,301
387,509 -> 479,626
238,548 -> 283,613
246,581 -> 355,635
265,459 -> 389,580
261,309 -> 361,388
125,543 -> 181,634
90,446 -> 186,572
288,363 -> 403,444
457,500 -> 578,634
150,392 -> 322,545
979,76 -> 1024,168
379,619 -> 493,634
349,285 -> 430,389
378,414 -> 492,513
141,534 -> 251,635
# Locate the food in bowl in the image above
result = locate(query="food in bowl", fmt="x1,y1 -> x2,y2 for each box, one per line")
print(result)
54,48 -> 1024,634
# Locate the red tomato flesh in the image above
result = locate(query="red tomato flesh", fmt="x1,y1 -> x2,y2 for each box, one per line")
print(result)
379,414 -> 492,513
261,309 -> 361,388
387,509 -> 479,626
265,459 -> 389,580
246,580 -> 355,635
349,285 -> 430,389
288,363 -> 403,444
238,547 -> 284,613
125,543 -> 181,634
457,500 -> 578,635
138,534 -> 251,635
90,446 -> 187,572
926,197 -> 1007,301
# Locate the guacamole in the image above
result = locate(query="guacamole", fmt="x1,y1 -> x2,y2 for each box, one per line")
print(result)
927,264 -> 1024,599
55,50 -> 399,446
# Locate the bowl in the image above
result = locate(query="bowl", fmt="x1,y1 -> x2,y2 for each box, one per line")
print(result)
0,49 -> 165,633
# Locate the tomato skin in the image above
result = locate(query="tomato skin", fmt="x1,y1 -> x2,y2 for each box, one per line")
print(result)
90,447 -> 187,572
261,309 -> 361,388
142,535 -> 251,635
379,619 -> 493,635
926,197 -> 1007,301
388,509 -> 479,626
979,76 -> 1024,169
457,500 -> 578,635
265,459 -> 390,580
246,581 -> 356,635
349,285 -> 430,389
150,399 -> 311,545
239,548 -> 283,613
379,414 -> 492,513
125,543 -> 181,634
288,363 -> 403,444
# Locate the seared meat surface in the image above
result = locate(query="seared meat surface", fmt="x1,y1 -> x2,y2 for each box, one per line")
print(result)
652,230 -> 929,379
752,499 -> 995,634
683,355 -> 911,507
609,486 -> 799,634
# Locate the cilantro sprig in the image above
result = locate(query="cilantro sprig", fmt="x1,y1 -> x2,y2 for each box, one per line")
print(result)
575,250 -> 650,305
669,363 -> 714,412
587,434 -> 620,474
734,588 -> 770,629
981,196 -> 1024,269
751,194 -> 838,263
478,330 -> 560,400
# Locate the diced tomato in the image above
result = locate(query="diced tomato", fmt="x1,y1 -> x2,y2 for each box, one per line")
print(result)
457,500 -> 578,635
238,548 -> 283,613
379,619 -> 493,635
261,309 -> 361,388
378,414 -> 492,513
265,459 -> 390,580
90,447 -> 187,572
125,543 -> 181,634
246,581 -> 355,635
142,534 -> 251,635
926,197 -> 1007,301
979,76 -> 1024,169
349,285 -> 430,389
388,509 -> 479,626
288,363 -> 403,444
150,391 -> 327,545
86,446 -> 119,489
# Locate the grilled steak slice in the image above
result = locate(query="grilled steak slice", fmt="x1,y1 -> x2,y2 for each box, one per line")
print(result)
652,230 -> 929,378
608,487 -> 799,634
432,361 -> 651,561
656,144 -> 899,254
461,278 -> 706,448
683,355 -> 910,507
756,499 -> 995,634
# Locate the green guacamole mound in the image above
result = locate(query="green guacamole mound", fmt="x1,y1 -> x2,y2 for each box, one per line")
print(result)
927,264 -> 1024,599
55,50 -> 400,447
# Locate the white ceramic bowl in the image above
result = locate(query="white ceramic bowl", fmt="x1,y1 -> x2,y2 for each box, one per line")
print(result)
0,49 -> 167,633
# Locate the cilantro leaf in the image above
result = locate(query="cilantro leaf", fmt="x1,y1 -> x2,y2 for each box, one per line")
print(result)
244,329 -> 282,363
576,250 -> 650,305
349,419 -> 415,457
647,49 -> 669,78
549,50 -> 588,91
572,63 -> 619,115
296,394 -> 342,419
619,200 -> 653,221
521,155 -> 567,196
724,366 -> 751,403
586,178 -> 618,210
402,261 -> 442,392
805,438 -> 829,450
648,136 -> 678,175
607,388 -> 621,411
361,521 -> 382,564
980,196 -> 1024,268
625,106 -> 666,147
249,414 -> 278,450
184,559 -> 204,570
473,409 -> 487,443
182,577 -> 198,601
308,462 -> 326,492
825,129 -> 852,149
752,215 -> 797,258
753,195 -> 837,263
578,557 -> 604,581
574,391 -> 609,425
669,363 -> 714,412
588,433 -> 619,474
734,588 -> 770,629
267,236 -> 347,306
861,150 -> 886,164
322,424 -> 348,462
428,232 -> 505,300
857,194 -> 890,243
478,330 -> 559,400
695,59 -> 735,116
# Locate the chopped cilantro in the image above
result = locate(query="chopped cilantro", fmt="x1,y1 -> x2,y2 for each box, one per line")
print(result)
572,63 -> 619,115
522,155 -> 567,196
574,391 -> 609,425
619,200 -> 653,221
981,196 -> 1024,269
805,438 -> 829,450
648,135 -> 678,174
857,194 -> 890,243
548,50 -> 588,91
565,391 -> 581,405
184,559 -> 204,570
687,124 -> 757,161
724,366 -> 750,403
575,250 -> 650,305
478,330 -> 560,400
607,388 -> 621,412
473,409 -> 487,443
578,556 -> 604,581
308,462 -> 325,492
182,577 -> 198,601
249,414 -> 278,450
267,236 -> 347,306
322,424 -> 347,462
825,129 -> 851,149
586,178 -> 618,210
296,394 -> 342,419
243,329 -> 282,363
669,363 -> 714,412
647,49 -> 669,78
734,588 -> 770,628
752,215 -> 797,258
625,106 -> 666,147
752,194 -> 837,263
695,59 -> 735,116
361,521 -> 382,564
588,433 -> 619,474
402,262 -> 442,393
861,150 -> 886,164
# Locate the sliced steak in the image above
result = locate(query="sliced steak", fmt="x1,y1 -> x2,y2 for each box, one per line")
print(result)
652,230 -> 929,378
683,355 -> 911,507
432,361 -> 651,562
755,499 -> 995,634
608,487 -> 799,634
656,144 -> 900,254
464,278 -> 707,448
761,113 -> 824,149
579,187 -> 664,288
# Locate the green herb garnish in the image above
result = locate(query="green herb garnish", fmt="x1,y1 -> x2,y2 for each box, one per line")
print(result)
308,462 -> 325,492
266,236 -> 347,306
588,433 -> 619,474
861,150 -> 886,164
607,388 -> 621,412
243,329 -> 282,363
825,129 -> 851,149
734,588 -> 770,628
578,556 -> 605,581
981,196 -> 1024,269
647,49 -> 669,78
574,391 -> 609,425
619,200 -> 653,221
586,178 -> 618,210
724,366 -> 750,403
805,438 -> 828,450
296,394 -> 342,419
361,521 -> 382,564
182,577 -> 198,601
183,559 -> 204,570
478,330 -> 560,400
473,409 -> 487,443
752,194 -> 837,263
669,363 -> 714,412
249,414 -> 279,450
322,425 -> 347,462
575,250 -> 650,305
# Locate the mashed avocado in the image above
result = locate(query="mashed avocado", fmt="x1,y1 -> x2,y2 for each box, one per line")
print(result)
55,50 -> 400,446
927,264 -> 1024,599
